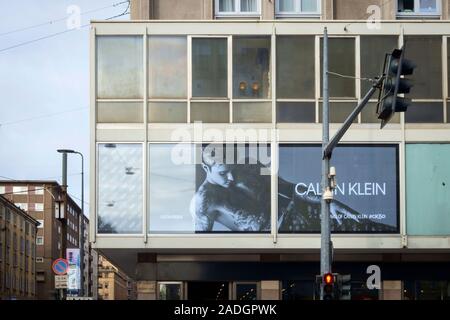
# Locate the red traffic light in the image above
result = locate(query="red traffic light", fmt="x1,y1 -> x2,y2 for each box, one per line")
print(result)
324,273 -> 334,285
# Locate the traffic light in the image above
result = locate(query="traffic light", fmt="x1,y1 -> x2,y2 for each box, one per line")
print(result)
377,46 -> 416,128
336,274 -> 351,300
323,272 -> 335,300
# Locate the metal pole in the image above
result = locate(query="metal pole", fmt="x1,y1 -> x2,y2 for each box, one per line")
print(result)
320,27 -> 331,300
78,152 -> 85,297
62,153 -> 67,190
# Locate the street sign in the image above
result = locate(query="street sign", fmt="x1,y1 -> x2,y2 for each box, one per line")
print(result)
55,275 -> 68,289
52,258 -> 69,275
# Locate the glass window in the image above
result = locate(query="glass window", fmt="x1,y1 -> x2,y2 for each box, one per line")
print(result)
148,36 -> 187,98
192,38 -> 228,98
361,102 -> 400,124
398,0 -> 440,15
276,0 -> 320,15
190,102 -> 229,123
233,102 -> 271,123
319,102 -> 358,123
149,144 -> 271,233
404,102 -> 443,123
96,36 -> 143,99
216,0 -> 259,15
277,36 -> 315,99
282,280 -> 315,300
233,36 -> 271,99
320,38 -> 356,98
159,282 -> 183,300
277,102 -> 315,123
404,36 -> 442,99
148,102 -> 187,123
278,144 -> 399,233
360,36 -> 399,95
98,144 -> 143,234
406,144 -> 450,235
235,283 -> 258,300
97,102 -> 143,123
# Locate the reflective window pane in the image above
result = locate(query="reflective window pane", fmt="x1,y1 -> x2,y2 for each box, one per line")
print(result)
149,144 -> 271,233
361,102 -> 400,123
282,281 -> 314,300
191,102 -> 229,123
98,144 -> 143,234
319,102 -> 358,123
233,36 -> 271,99
192,38 -> 228,98
219,0 -> 235,12
405,102 -> 443,123
320,38 -> 355,98
404,36 -> 442,99
149,144 -> 197,233
97,102 -> 143,123
398,0 -> 414,12
148,36 -> 187,98
236,283 -> 257,300
96,36 -> 143,99
277,102 -> 315,123
419,0 -> 437,12
279,0 -> 295,11
241,0 -> 258,12
277,36 -> 315,99
360,36 -> 398,95
233,102 -> 271,123
159,283 -> 182,300
301,0 -> 318,12
148,102 -> 187,123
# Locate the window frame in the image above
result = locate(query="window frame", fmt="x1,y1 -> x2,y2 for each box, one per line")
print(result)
36,236 -> 44,246
275,0 -> 321,18
215,0 -> 261,17
397,0 -> 441,17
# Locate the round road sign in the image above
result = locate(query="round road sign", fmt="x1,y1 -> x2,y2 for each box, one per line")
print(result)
52,258 -> 69,275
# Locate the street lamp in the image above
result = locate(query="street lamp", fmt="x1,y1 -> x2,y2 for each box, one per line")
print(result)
57,149 -> 85,297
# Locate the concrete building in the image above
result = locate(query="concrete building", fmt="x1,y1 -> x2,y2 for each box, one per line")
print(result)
90,0 -> 450,300
0,181 -> 94,299
0,195 -> 38,300
98,255 -> 134,300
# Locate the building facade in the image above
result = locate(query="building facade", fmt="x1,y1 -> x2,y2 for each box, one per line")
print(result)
0,195 -> 38,300
97,255 -> 134,300
90,0 -> 450,300
0,181 -> 94,299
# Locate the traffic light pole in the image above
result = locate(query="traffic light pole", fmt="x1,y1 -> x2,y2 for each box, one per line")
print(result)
320,27 -> 385,300
320,27 -> 331,296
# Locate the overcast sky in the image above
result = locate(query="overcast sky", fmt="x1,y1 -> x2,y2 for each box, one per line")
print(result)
0,0 -> 130,215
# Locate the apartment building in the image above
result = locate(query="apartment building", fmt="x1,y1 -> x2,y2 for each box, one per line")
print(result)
98,255 -> 134,300
0,195 -> 38,300
90,0 -> 450,300
0,181 -> 94,299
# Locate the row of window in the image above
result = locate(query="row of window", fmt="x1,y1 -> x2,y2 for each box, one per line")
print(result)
96,35 -> 449,124
0,185 -> 45,195
214,0 -> 442,17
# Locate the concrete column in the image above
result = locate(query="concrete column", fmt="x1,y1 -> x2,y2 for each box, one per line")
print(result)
260,281 -> 280,300
322,0 -> 333,20
381,280 -> 403,300
137,281 -> 157,300
130,0 -> 152,20
262,0 -> 275,20
443,0 -> 449,20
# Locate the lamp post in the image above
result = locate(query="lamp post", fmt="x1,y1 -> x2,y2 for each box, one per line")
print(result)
57,149 -> 84,297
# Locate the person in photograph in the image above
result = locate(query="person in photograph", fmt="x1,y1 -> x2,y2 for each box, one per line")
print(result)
190,144 -> 271,232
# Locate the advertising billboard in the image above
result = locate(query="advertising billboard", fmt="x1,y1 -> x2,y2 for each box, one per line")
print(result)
278,144 -> 399,233
66,248 -> 81,290
149,143 -> 271,233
